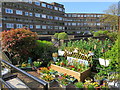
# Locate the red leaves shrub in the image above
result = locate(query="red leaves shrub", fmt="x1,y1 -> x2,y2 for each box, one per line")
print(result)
1,28 -> 38,64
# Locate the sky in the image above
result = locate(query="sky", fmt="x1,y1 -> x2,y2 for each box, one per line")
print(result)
43,0 -> 119,14
59,2 -> 118,13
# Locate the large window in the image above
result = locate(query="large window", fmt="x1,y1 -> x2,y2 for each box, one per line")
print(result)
54,16 -> 59,20
36,25 -> 41,29
0,8 -> 1,12
48,26 -> 53,29
35,13 -> 41,17
0,23 -> 2,27
29,12 -> 33,16
41,3 -> 46,7
42,25 -> 47,29
47,15 -> 53,19
5,8 -> 13,14
6,23 -> 14,28
16,10 -> 22,15
41,14 -> 46,18
72,23 -> 76,26
16,24 -> 23,28
54,7 -> 58,10
35,2 -> 40,6
59,26 -> 63,30
59,8 -> 62,11
30,25 -> 33,29
25,12 -> 29,16
59,17 -> 63,20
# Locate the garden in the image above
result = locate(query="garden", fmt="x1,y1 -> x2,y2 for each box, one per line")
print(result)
1,28 -> 120,89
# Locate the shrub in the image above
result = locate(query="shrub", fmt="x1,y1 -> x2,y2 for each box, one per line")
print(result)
1,28 -> 38,64
75,82 -> 84,88
31,40 -> 57,64
58,32 -> 68,40
93,30 -> 108,37
54,33 -> 59,39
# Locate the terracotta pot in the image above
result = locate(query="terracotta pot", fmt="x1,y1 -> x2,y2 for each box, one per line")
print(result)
95,87 -> 100,90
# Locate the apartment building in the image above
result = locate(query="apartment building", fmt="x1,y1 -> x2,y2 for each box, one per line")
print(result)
1,0 -> 65,35
1,0 -> 113,35
64,13 -> 111,34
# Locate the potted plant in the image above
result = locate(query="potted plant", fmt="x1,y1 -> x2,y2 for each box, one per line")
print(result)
74,82 -> 84,89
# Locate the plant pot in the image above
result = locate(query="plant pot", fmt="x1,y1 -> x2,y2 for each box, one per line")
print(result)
58,49 -> 65,56
99,58 -> 110,66
95,87 -> 100,90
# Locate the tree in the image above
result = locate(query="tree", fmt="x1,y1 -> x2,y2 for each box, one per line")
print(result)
1,28 -> 38,64
103,3 -> 118,15
101,3 -> 118,31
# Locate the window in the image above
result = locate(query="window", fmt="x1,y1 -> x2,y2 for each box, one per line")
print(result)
54,16 -> 59,20
54,26 -> 58,29
35,13 -> 41,17
42,25 -> 46,29
59,8 -> 62,11
72,23 -> 76,26
30,25 -> 33,29
16,24 -> 23,28
0,23 -> 2,27
41,3 -> 46,7
6,23 -> 14,28
84,15 -> 87,17
35,2 -> 40,6
47,5 -> 52,9
47,16 -> 53,19
28,0 -> 32,4
36,25 -> 41,29
81,15 -> 83,17
59,26 -> 62,30
41,14 -> 46,18
59,17 -> 63,20
78,15 -> 81,17
97,23 -> 100,26
54,7 -> 58,10
5,8 -> 13,14
72,14 -> 77,17
65,23 -> 67,25
16,10 -> 22,15
29,12 -> 32,16
68,23 -> 71,26
25,12 -> 29,16
0,8 -> 1,12
48,26 -> 53,29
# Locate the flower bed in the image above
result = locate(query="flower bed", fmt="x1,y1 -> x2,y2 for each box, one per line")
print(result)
50,64 -> 91,82
37,67 -> 77,87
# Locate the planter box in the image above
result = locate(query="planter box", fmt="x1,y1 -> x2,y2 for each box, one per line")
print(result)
50,64 -> 91,82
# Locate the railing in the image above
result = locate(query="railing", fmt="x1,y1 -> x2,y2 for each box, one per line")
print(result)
0,78 -> 13,90
0,59 -> 48,90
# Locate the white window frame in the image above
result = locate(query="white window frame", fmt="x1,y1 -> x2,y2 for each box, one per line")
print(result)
42,25 -> 47,29
16,10 -> 22,15
29,25 -> 33,29
25,12 -> 29,16
35,13 -> 41,17
6,23 -> 14,28
29,12 -> 33,16
41,14 -> 46,18
35,2 -> 40,6
16,24 -> 23,28
36,25 -> 41,29
41,3 -> 46,7
0,23 -> 2,27
5,8 -> 13,14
